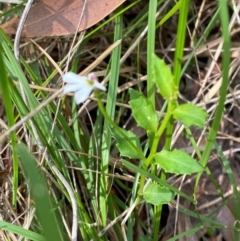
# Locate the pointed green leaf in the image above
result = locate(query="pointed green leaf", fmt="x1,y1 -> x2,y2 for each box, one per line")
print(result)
16,144 -> 64,241
153,54 -> 174,99
155,149 -> 204,174
143,183 -> 175,205
129,88 -> 158,133
111,128 -> 142,159
173,103 -> 208,127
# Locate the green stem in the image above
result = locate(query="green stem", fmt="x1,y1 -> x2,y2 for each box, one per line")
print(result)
148,111 -> 172,165
154,2 -> 190,240
98,95 -> 149,225
97,97 -> 146,162
184,126 -> 202,160
147,0 -> 157,107
194,0 -> 230,199
135,111 -> 172,207
165,0 -> 190,150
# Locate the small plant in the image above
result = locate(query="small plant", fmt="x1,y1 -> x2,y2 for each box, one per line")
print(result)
61,55 -> 208,228
89,54 -> 207,240
109,55 -> 207,200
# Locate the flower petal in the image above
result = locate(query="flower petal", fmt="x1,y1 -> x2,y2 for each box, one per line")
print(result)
74,86 -> 93,104
62,72 -> 87,84
93,81 -> 106,91
63,83 -> 82,94
88,72 -> 97,81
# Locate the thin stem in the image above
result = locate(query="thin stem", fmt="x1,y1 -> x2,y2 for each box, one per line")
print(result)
148,111 -> 172,165
13,0 -> 35,208
97,97 -> 146,162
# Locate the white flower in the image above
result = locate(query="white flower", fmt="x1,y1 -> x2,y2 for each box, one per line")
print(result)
62,72 -> 106,104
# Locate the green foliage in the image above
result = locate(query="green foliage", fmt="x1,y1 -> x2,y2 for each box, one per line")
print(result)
0,1 -> 232,240
16,144 -> 66,241
152,54 -> 174,100
138,235 -> 152,241
111,128 -> 142,159
0,43 -> 18,207
143,183 -> 175,205
108,53 -> 207,239
155,149 -> 204,174
129,88 -> 158,133
173,103 -> 209,128
0,220 -> 45,241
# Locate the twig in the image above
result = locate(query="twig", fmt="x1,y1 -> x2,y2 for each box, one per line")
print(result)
14,0 -> 34,61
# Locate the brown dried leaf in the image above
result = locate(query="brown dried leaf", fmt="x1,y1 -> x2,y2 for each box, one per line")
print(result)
1,0 -> 125,37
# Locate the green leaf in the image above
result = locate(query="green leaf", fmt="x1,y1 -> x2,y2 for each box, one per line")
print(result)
143,183 -> 175,205
129,88 -> 158,133
111,128 -> 142,159
0,220 -> 45,241
138,236 -> 152,241
0,44 -> 19,207
153,54 -> 174,99
16,144 -> 65,241
155,149 -> 204,174
173,103 -> 208,128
